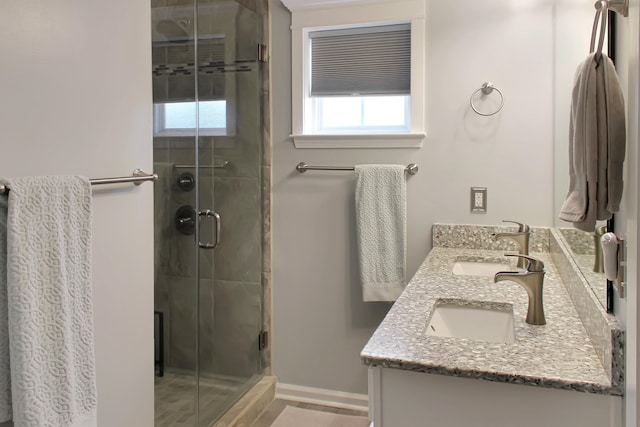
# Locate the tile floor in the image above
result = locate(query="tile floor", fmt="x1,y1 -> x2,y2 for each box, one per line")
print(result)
252,399 -> 369,427
155,374 -> 366,427
154,370 -> 254,427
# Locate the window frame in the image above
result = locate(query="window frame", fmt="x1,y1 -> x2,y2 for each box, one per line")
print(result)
290,0 -> 426,148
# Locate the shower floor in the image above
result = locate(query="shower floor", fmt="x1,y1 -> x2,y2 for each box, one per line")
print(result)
154,369 -> 255,427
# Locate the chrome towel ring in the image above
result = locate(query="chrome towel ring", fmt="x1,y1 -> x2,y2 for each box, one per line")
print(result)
470,82 -> 504,116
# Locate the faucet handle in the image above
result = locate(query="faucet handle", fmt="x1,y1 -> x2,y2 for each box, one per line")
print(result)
502,220 -> 530,233
503,253 -> 544,272
595,224 -> 607,236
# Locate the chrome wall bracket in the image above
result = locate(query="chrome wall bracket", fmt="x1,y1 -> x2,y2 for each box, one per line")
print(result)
596,0 -> 628,17
615,238 -> 626,298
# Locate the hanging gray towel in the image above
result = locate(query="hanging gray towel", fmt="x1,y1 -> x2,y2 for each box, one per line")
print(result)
355,165 -> 407,302
559,52 -> 626,231
0,176 -> 97,427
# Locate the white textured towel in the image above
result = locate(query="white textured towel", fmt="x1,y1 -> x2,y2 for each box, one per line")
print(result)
355,165 -> 407,302
0,176 -> 97,427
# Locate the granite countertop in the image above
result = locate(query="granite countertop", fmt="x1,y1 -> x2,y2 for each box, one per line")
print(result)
361,247 -> 621,395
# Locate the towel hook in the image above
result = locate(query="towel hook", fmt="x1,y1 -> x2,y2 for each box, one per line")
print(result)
596,0 -> 629,17
470,82 -> 504,116
590,3 -> 608,57
591,0 -> 629,58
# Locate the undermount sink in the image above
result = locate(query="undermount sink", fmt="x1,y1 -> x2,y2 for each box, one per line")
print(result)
425,300 -> 515,343
452,261 -> 511,277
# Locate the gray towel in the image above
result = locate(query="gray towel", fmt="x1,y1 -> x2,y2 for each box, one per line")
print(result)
0,176 -> 97,427
355,165 -> 407,302
559,53 -> 626,231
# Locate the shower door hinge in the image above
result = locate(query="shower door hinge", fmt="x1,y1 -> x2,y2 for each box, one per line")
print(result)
258,330 -> 268,351
258,44 -> 269,63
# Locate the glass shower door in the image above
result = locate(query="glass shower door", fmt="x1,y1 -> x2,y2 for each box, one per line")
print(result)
195,0 -> 264,425
152,0 -> 200,425
152,0 -> 264,425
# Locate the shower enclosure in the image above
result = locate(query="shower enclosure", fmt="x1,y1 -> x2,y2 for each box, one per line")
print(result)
151,0 -> 268,425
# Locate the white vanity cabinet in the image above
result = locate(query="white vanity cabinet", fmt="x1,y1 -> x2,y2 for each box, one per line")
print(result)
368,367 -> 622,427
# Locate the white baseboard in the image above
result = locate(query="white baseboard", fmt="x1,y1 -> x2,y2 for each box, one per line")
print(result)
276,383 -> 369,413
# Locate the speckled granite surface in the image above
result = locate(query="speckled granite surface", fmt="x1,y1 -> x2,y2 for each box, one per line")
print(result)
550,229 -> 624,390
432,223 -> 550,252
559,227 -> 597,255
361,244 -> 622,395
556,228 -> 608,309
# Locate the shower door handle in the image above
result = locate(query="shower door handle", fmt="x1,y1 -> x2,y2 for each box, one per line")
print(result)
198,210 -> 221,249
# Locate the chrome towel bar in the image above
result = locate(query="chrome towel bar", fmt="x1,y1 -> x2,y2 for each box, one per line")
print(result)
296,162 -> 419,175
175,161 -> 230,169
0,169 -> 158,195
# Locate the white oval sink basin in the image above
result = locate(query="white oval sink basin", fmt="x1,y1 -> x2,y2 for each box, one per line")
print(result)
452,261 -> 510,277
425,301 -> 515,344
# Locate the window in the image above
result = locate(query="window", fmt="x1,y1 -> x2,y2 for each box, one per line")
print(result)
153,100 -> 227,137
287,0 -> 425,148
312,96 -> 410,133
308,23 -> 411,134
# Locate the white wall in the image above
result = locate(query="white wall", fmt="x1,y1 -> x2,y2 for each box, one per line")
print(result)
626,0 -> 640,420
272,0 -> 559,395
612,1 -> 640,426
0,2 -> 153,425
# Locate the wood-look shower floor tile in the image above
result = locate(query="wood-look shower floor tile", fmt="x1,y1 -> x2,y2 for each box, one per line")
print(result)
154,370 -> 247,427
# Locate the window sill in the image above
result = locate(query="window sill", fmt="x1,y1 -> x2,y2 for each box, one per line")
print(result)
291,133 -> 425,148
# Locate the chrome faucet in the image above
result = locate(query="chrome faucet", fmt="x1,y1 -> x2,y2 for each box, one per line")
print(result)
494,254 -> 546,325
492,220 -> 530,269
593,224 -> 607,273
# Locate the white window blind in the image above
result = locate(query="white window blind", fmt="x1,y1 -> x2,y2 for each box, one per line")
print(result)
309,23 -> 411,96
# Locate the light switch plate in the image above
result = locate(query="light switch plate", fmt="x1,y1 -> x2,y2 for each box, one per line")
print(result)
471,187 -> 487,213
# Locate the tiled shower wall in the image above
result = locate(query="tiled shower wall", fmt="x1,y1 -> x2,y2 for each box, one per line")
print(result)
152,0 -> 270,380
